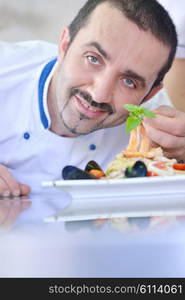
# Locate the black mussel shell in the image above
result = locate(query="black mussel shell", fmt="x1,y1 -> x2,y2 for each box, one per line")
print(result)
84,160 -> 103,173
133,161 -> 147,176
62,166 -> 97,180
125,161 -> 147,178
65,220 -> 96,232
127,217 -> 151,229
125,167 -> 138,178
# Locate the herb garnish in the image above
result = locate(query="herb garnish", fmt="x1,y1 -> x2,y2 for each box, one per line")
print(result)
124,104 -> 156,133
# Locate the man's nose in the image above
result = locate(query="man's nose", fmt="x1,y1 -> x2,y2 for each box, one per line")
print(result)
87,73 -> 115,104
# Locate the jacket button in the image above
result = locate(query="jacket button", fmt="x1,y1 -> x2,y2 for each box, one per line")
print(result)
23,132 -> 30,140
89,144 -> 96,151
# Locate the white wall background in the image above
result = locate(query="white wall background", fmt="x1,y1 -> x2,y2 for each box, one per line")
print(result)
0,0 -> 86,43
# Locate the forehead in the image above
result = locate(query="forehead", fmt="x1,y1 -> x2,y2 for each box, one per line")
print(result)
72,2 -> 170,82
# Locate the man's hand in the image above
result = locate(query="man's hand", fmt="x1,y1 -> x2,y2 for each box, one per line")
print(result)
0,165 -> 31,197
143,105 -> 185,161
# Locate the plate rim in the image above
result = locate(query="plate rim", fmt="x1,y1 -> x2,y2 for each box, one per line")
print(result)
42,174 -> 185,187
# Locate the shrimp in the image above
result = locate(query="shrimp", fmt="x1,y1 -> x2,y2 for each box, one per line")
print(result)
123,123 -> 163,159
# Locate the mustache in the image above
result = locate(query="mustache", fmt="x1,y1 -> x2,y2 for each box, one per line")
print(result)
71,88 -> 114,114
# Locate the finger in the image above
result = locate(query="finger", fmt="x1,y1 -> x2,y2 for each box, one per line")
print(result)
153,105 -> 185,121
143,123 -> 185,150
163,151 -> 178,159
0,165 -> 21,196
163,148 -> 185,160
0,177 -> 11,197
153,105 -> 178,117
143,114 -> 185,137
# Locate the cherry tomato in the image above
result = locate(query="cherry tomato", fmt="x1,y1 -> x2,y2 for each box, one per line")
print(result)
173,163 -> 185,170
147,171 -> 159,177
153,162 -> 167,170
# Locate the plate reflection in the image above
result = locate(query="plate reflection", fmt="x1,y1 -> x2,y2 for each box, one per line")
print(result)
64,215 -> 185,235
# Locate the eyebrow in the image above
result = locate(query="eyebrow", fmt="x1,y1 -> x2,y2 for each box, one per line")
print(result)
86,41 -> 109,59
123,70 -> 146,88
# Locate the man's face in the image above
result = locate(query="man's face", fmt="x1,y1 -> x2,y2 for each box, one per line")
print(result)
49,3 -> 169,137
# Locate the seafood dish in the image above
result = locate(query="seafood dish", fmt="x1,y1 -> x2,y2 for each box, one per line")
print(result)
106,124 -> 185,178
62,124 -> 185,180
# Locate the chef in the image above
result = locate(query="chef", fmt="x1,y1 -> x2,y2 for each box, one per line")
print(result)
0,0 -> 178,195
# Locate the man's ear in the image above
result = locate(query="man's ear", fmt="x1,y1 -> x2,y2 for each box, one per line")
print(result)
58,27 -> 71,62
142,83 -> 163,103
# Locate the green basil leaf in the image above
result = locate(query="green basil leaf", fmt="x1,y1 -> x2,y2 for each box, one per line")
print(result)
124,104 -> 156,134
142,108 -> 156,118
125,116 -> 141,133
130,112 -> 143,122
138,107 -> 145,114
123,104 -> 138,112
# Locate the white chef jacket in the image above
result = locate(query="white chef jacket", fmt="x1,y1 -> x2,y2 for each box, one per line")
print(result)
0,40 -> 171,193
158,0 -> 185,58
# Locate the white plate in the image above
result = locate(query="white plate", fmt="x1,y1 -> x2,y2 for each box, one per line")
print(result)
42,174 -> 185,200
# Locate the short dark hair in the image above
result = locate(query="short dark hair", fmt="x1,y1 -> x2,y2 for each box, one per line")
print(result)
68,0 -> 177,87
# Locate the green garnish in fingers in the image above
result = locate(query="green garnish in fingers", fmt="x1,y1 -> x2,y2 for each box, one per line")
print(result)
123,104 -> 156,133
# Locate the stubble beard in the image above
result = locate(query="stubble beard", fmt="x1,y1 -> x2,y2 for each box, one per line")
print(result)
60,104 -> 109,136
60,100 -> 127,136
58,87 -> 127,136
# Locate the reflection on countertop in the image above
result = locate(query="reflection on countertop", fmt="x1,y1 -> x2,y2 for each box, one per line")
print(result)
0,192 -> 185,236
0,196 -> 31,233
63,215 -> 185,239
0,191 -> 71,233
1,192 -> 185,277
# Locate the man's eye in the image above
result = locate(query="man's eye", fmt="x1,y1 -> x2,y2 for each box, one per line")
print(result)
123,78 -> 135,88
87,55 -> 99,65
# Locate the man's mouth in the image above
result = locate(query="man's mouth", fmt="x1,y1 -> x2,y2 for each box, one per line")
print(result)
73,95 -> 109,119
